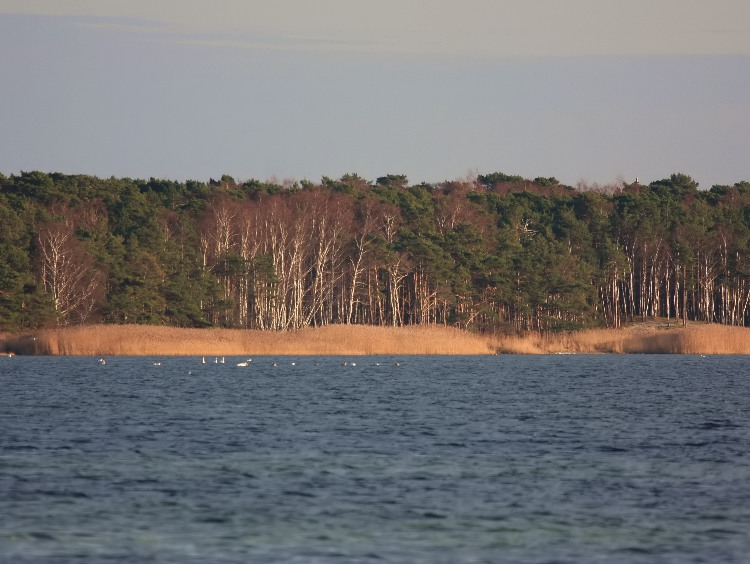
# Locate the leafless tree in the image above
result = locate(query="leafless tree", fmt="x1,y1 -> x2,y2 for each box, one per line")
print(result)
36,222 -> 102,324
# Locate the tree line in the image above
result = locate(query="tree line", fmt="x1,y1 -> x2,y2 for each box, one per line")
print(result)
2,170 -> 749,333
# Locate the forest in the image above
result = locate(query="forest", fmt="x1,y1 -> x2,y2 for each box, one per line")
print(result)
1,170 -> 750,334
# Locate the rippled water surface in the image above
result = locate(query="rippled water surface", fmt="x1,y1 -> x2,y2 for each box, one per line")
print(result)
2,354 -> 750,563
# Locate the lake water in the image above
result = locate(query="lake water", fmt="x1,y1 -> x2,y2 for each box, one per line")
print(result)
1,354 -> 749,563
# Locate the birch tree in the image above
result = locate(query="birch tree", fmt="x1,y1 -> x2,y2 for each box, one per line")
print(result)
36,222 -> 102,324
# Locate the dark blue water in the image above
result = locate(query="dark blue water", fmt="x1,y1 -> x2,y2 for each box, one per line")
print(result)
1,355 -> 749,563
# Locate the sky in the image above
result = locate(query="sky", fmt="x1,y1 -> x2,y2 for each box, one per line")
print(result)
1,1 -> 749,188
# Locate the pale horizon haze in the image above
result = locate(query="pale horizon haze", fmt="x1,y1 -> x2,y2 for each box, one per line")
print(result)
2,0 -> 749,188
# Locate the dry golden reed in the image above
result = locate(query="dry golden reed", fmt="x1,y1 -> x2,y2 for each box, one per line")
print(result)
2,321 -> 750,356
1,324 -> 496,356
490,323 -> 750,355
675,324 -> 750,355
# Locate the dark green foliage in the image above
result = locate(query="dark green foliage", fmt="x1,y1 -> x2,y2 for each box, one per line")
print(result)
477,172 -> 526,187
0,189 -> 55,329
533,177 -> 559,187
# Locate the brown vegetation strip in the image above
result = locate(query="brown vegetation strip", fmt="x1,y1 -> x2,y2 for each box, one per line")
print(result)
495,323 -> 750,355
2,323 -> 749,356
0,325 -> 494,356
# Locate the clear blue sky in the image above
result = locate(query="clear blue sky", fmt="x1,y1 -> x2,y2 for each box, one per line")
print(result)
2,1 -> 749,188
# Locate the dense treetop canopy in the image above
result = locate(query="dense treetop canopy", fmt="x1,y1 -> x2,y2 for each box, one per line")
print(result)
2,170 -> 749,333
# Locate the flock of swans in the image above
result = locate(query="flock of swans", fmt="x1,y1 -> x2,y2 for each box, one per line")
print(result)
95,356 -> 403,369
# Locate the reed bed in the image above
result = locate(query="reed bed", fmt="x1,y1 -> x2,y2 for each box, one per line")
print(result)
1,324 -> 496,356
675,324 -> 750,355
491,323 -> 750,355
2,322 -> 749,356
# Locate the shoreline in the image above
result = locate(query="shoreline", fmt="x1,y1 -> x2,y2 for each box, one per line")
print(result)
2,322 -> 750,356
